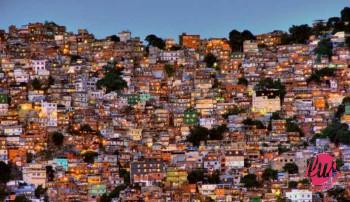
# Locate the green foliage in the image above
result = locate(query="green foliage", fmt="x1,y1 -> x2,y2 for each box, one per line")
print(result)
298,178 -> 310,185
97,66 -> 127,93
336,158 -> 344,170
341,7 -> 350,22
186,125 -> 228,147
307,68 -> 335,84
315,39 -> 333,58
228,29 -> 255,51
48,76 -> 55,86
80,124 -> 93,133
286,118 -> 304,136
238,77 -> 248,86
278,144 -> 290,154
82,151 -> 98,164
164,64 -> 175,77
145,34 -> 165,49
262,168 -> 278,181
319,121 -> 350,145
207,170 -> 221,184
327,187 -> 348,201
108,35 -> 120,42
346,37 -> 350,48
46,165 -> 55,181
119,168 -> 130,185
204,53 -> 217,68
209,125 -> 228,140
187,126 -> 209,147
31,78 -> 43,90
222,107 -> 245,119
34,185 -> 46,199
51,132 -> 64,147
14,195 -> 31,202
240,174 -> 259,188
242,118 -> 265,129
0,161 -> 12,183
187,169 -> 204,184
255,78 -> 286,102
187,169 -> 220,184
100,184 -> 127,202
0,187 -> 8,201
288,181 -> 298,189
288,24 -> 313,44
283,163 -> 299,174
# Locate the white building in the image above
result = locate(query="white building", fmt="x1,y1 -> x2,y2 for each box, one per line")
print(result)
286,189 -> 312,202
31,59 -> 49,76
252,90 -> 281,114
243,40 -> 259,53
40,101 -> 57,127
23,163 -> 47,188
118,31 -> 131,42
13,68 -> 29,83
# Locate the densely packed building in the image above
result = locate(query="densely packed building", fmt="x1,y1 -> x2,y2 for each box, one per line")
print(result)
0,16 -> 350,202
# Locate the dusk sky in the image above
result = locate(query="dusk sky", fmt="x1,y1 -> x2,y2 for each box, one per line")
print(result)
0,0 -> 349,40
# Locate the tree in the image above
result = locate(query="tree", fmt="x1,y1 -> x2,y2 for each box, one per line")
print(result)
315,39 -> 333,58
288,181 -> 298,189
283,163 -> 299,174
14,195 -> 31,202
209,124 -> 228,140
207,170 -> 220,184
288,24 -> 313,44
0,161 -> 11,183
187,169 -> 204,184
48,76 -> 55,86
187,126 -> 210,147
320,121 -> 350,145
164,64 -> 175,77
341,7 -> 350,22
145,34 -> 165,49
31,78 -> 42,90
228,29 -> 255,52
222,107 -> 245,119
80,124 -> 93,133
83,151 -> 98,164
46,166 -> 55,181
51,132 -> 64,147
241,30 -> 256,41
100,184 -> 127,202
307,68 -> 335,84
108,35 -> 120,42
262,168 -> 278,181
238,77 -> 248,86
240,174 -> 259,188
336,158 -> 344,170
228,29 -> 243,52
119,167 -> 130,185
242,118 -> 265,129
26,152 -> 33,163
255,78 -> 286,103
204,53 -> 217,68
97,67 -> 127,93
327,187 -> 349,201
34,185 -> 46,198
346,37 -> 350,48
286,118 -> 304,136
327,17 -> 341,28
312,21 -> 329,36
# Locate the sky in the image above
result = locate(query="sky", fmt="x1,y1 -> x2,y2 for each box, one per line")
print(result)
0,0 -> 349,40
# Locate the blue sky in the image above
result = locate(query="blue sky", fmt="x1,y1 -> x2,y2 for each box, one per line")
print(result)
0,0 -> 349,40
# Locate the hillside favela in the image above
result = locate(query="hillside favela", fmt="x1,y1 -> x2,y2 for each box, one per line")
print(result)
1,2 -> 350,202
